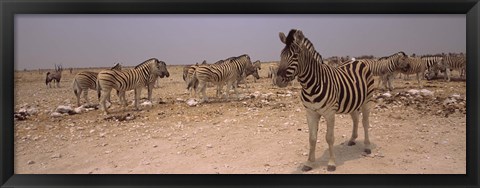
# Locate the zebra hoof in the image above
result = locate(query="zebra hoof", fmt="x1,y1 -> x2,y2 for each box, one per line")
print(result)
364,149 -> 372,154
347,141 -> 356,146
327,165 -> 336,171
301,165 -> 313,172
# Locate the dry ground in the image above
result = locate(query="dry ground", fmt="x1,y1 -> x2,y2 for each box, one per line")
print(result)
14,63 -> 466,174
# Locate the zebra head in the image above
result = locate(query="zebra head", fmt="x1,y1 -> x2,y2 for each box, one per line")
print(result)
424,57 -> 443,80
276,29 -> 303,88
155,60 -> 170,78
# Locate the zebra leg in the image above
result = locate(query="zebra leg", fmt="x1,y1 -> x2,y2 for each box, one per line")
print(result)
198,81 -> 208,103
361,104 -> 372,154
324,111 -> 337,171
75,89 -> 81,107
134,88 -> 141,111
99,89 -> 110,115
302,109 -> 321,172
83,89 -> 90,105
446,68 -> 451,82
347,110 -> 359,146
147,83 -> 154,102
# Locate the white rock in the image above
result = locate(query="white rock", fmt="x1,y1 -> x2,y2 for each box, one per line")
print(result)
451,94 -> 461,99
26,107 -> 38,115
206,144 -> 213,148
443,98 -> 457,106
56,105 -> 73,114
140,101 -> 153,107
176,98 -> 184,102
50,112 -> 63,117
407,89 -> 420,95
186,98 -> 199,107
420,89 -> 434,97
382,92 -> 392,98
74,107 -> 85,114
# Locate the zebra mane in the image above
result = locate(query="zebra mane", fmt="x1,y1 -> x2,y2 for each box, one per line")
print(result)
135,58 -> 158,69
378,51 -> 406,60
285,29 -> 323,63
299,36 -> 324,64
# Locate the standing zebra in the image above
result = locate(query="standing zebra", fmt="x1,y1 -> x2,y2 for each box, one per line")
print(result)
276,29 -> 375,172
72,63 -> 122,107
96,58 -> 169,115
45,64 -> 63,88
425,55 -> 465,81
352,52 -> 408,91
396,56 -> 439,88
187,54 -> 254,102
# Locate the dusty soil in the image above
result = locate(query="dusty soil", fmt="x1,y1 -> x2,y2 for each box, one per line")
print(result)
14,63 -> 466,174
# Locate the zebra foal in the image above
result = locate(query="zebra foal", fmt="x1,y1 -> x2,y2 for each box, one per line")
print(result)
276,29 -> 375,172
96,58 -> 169,115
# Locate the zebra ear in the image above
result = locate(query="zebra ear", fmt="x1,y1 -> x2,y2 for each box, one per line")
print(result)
279,32 -> 287,44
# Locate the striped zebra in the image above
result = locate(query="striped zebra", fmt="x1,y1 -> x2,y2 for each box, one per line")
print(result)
396,56 -> 439,87
72,63 -> 122,107
45,64 -> 63,88
352,51 -> 408,91
276,29 -> 375,172
425,55 -> 465,82
187,54 -> 254,102
96,58 -> 169,115
236,60 -> 261,88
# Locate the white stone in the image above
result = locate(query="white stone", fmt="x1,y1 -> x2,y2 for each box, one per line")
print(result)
56,105 -> 73,114
50,112 -> 63,117
186,98 -> 199,107
420,89 -> 434,97
407,89 -> 420,95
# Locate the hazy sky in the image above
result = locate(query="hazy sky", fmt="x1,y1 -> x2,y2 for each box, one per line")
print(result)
15,14 -> 465,70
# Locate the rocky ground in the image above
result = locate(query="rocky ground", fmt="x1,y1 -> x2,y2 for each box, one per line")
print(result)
13,64 -> 466,174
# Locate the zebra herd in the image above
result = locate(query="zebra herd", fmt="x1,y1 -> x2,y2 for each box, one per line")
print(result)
42,28 -> 465,172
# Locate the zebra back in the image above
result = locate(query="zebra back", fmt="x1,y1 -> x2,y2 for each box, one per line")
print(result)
195,54 -> 252,84
97,58 -> 165,92
359,52 -> 408,76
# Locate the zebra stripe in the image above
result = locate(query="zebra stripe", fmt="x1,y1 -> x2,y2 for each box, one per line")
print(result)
188,54 -> 253,102
96,58 -> 169,114
72,63 -> 122,107
277,29 -> 374,172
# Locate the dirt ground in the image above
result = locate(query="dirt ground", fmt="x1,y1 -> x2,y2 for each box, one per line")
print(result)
13,63 -> 466,174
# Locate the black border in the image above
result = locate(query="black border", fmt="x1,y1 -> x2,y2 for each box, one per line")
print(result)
1,0 -> 479,187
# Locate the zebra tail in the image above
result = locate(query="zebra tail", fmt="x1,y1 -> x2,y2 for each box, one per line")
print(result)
187,70 -> 198,90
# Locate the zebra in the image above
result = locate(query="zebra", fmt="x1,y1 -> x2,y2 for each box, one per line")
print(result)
96,58 -> 169,115
236,60 -> 261,88
425,55 -> 465,82
276,29 -> 375,172
347,51 -> 408,91
45,64 -> 63,88
72,63 -> 122,107
395,56 -> 439,87
187,54 -> 254,102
